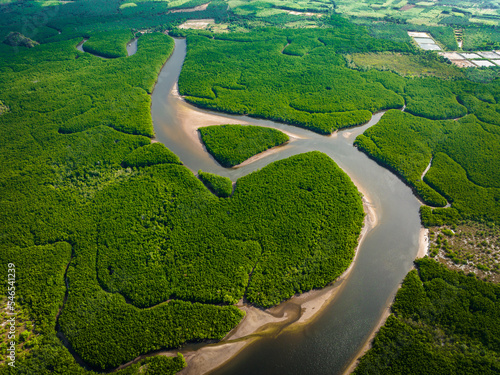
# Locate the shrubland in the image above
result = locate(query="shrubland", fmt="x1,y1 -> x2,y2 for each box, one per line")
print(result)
427,222 -> 500,282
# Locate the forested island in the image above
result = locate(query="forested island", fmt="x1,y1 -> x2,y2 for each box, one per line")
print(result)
1,0 -> 500,374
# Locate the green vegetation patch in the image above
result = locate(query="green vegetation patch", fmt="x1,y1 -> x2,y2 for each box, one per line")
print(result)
0,27 -> 365,371
60,296 -> 243,369
349,52 -> 464,79
356,107 -> 500,223
364,22 -> 458,51
180,18 -> 411,134
141,354 -> 186,375
0,31 -> 235,372
94,152 -> 364,310
0,242 -> 71,367
463,26 -> 500,51
0,101 -> 8,116
354,258 -> 500,374
198,170 -> 233,197
0,242 -> 72,333
355,110 -> 451,207
122,143 -> 182,168
82,30 -> 134,58
404,77 -> 467,120
199,124 -> 289,167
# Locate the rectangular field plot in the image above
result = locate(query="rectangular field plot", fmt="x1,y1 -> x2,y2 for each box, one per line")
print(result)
414,37 -> 436,44
439,52 -> 465,60
477,51 -> 500,59
450,59 -> 476,68
419,43 -> 441,50
408,31 -> 430,38
492,59 -> 500,66
178,19 -> 214,29
472,60 -> 496,67
460,53 -> 481,59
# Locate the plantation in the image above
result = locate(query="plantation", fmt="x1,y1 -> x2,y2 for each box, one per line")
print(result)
354,258 -> 500,374
349,52 -> 463,79
463,26 -> 500,50
363,22 -> 458,51
198,124 -> 289,167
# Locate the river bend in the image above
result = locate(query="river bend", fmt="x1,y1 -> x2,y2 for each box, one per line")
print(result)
151,38 -> 423,375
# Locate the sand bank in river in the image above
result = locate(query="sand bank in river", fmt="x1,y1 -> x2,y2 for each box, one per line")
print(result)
417,227 -> 429,258
170,83 -> 304,169
233,141 -> 290,168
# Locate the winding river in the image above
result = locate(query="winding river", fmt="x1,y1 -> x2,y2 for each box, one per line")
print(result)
151,38 -> 423,375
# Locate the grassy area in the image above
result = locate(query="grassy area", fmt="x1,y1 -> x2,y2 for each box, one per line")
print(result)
349,52 -> 464,78
428,222 -> 500,283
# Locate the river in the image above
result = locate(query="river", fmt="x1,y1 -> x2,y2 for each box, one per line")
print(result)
151,38 -> 423,375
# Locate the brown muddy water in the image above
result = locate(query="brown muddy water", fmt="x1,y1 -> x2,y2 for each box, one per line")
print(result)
151,38 -> 422,375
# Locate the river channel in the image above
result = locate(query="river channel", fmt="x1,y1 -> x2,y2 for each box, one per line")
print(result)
151,38 -> 423,375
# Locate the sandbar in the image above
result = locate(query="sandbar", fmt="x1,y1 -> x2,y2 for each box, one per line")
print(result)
170,83 -> 304,167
